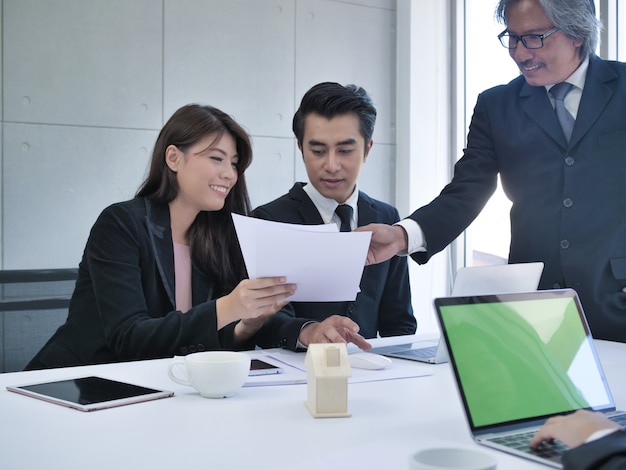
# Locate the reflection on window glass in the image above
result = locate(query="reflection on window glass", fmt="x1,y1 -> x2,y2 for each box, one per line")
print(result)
464,1 -> 518,265
614,0 -> 626,62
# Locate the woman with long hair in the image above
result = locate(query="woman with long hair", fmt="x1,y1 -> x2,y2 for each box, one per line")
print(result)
26,104 -> 295,369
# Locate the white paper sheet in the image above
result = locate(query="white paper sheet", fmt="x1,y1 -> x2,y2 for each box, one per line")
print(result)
232,213 -> 371,302
242,351 -> 432,387
266,351 -> 432,384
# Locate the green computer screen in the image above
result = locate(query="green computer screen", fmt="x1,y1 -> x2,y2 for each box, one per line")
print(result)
439,293 -> 611,428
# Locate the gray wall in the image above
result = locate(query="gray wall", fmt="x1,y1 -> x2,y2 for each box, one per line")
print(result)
0,0 -> 397,269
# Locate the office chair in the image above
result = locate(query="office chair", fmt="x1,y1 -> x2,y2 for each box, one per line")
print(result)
0,269 -> 77,372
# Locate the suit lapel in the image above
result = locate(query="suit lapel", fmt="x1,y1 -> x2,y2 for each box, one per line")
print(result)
356,192 -> 378,227
520,58 -> 616,149
290,183 -> 325,224
519,81 -> 566,147
145,199 -> 216,308
144,199 -> 176,308
570,58 -> 616,148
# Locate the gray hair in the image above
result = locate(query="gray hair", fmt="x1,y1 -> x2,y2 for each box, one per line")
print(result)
496,0 -> 602,58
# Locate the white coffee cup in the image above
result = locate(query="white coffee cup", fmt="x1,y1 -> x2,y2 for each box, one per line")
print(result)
168,351 -> 251,398
409,447 -> 497,470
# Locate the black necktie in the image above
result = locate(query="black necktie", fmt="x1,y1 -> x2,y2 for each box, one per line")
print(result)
549,82 -> 575,142
335,204 -> 353,232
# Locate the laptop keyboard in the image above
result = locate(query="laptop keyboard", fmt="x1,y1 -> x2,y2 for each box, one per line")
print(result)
396,346 -> 437,359
488,431 -> 568,459
609,412 -> 626,427
488,412 -> 626,460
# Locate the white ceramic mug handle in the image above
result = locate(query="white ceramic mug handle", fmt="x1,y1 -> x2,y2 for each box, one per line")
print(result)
168,359 -> 191,386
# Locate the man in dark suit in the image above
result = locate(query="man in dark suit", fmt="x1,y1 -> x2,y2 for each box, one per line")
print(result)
358,0 -> 626,342
530,410 -> 626,469
253,82 -> 416,346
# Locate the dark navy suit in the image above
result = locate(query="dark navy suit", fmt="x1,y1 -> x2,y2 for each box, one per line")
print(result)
409,57 -> 626,342
563,430 -> 626,469
252,182 -> 416,340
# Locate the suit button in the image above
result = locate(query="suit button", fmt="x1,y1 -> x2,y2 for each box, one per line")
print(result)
553,283 -> 561,288
180,346 -> 188,355
560,240 -> 570,249
565,156 -> 575,166
563,198 -> 573,208
197,344 -> 205,351
189,345 -> 197,353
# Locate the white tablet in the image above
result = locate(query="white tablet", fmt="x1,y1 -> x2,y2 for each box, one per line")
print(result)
6,376 -> 174,412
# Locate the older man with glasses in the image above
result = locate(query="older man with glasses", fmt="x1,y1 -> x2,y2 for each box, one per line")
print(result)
358,0 -> 626,343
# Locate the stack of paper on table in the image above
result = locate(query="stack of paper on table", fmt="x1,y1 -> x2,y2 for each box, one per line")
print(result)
243,350 -> 432,387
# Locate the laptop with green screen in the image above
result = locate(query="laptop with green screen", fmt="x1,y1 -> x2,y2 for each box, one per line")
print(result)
434,289 -> 626,468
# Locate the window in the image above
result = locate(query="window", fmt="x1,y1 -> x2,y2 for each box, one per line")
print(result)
612,0 -> 625,60
463,1 -> 518,266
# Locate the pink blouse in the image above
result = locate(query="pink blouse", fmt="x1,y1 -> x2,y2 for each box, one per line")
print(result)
173,242 -> 192,313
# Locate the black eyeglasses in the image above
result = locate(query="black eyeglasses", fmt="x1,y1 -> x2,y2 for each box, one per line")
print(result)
497,26 -> 560,49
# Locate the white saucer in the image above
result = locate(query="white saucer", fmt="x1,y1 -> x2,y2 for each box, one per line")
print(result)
409,447 -> 497,470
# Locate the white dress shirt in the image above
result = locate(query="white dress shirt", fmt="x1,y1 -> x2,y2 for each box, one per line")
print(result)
302,182 -> 359,231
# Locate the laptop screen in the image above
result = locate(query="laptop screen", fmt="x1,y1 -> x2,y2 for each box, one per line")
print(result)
435,289 -> 615,431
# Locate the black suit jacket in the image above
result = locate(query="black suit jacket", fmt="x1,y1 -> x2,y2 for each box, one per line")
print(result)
26,198 -> 247,370
409,57 -> 626,342
563,430 -> 626,470
251,182 -> 416,340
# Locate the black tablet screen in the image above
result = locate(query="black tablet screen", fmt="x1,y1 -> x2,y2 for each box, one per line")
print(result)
18,376 -> 163,405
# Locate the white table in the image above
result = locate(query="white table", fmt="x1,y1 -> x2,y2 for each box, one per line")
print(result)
1,335 -> 624,470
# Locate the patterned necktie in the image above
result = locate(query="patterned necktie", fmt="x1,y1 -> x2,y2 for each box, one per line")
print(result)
335,204 -> 353,232
549,82 -> 575,142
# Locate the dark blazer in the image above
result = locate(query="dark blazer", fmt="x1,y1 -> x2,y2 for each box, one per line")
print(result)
562,430 -> 626,470
409,57 -> 626,342
251,182 -> 416,341
26,198 -> 247,370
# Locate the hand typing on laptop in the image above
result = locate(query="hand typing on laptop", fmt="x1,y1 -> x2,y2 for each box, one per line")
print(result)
529,410 -> 626,470
434,289 -> 626,468
530,410 -> 622,449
